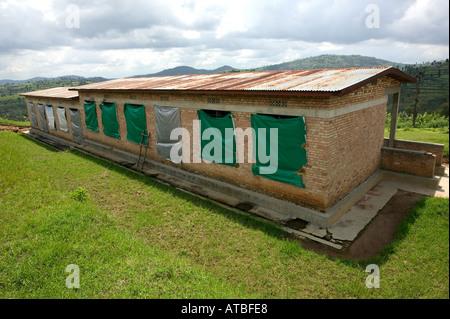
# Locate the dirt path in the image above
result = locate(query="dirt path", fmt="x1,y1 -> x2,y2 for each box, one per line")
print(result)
0,123 -> 29,133
301,190 -> 426,260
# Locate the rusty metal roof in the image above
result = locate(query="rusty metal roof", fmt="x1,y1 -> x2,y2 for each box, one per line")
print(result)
20,87 -> 79,99
71,67 -> 416,96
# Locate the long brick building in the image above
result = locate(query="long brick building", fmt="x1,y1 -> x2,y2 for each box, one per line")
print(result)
21,67 -> 444,227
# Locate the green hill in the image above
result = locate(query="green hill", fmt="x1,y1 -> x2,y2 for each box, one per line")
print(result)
397,60 -> 449,116
0,77 -> 106,121
255,54 -> 404,71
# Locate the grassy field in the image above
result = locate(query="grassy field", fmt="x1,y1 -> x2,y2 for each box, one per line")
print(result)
0,118 -> 30,127
0,131 -> 448,298
385,127 -> 449,158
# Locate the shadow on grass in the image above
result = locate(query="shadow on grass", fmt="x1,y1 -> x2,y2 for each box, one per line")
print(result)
20,133 -> 64,153
66,147 -> 285,240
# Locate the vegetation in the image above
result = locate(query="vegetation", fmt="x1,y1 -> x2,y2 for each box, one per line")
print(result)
398,60 -> 449,117
385,112 -> 449,158
0,117 -> 30,126
386,112 -> 449,130
0,131 -> 448,298
256,54 -> 400,71
0,78 -> 98,121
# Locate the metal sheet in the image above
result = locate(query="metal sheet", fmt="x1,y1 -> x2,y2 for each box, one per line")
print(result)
21,87 -> 79,99
71,67 -> 414,94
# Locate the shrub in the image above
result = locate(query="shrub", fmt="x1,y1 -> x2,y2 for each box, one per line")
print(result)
70,188 -> 89,202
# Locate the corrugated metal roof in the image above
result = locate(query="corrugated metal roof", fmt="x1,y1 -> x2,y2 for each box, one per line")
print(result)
71,67 -> 415,95
20,87 -> 79,99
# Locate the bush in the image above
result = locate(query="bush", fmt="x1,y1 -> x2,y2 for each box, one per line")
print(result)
70,188 -> 89,202
386,112 -> 449,129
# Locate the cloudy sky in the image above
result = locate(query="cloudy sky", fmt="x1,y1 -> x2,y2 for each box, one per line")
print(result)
0,0 -> 448,80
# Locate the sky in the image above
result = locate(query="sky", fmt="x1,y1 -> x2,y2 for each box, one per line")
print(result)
0,0 -> 449,80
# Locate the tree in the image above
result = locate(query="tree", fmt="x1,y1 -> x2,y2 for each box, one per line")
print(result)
412,67 -> 424,127
440,103 -> 449,117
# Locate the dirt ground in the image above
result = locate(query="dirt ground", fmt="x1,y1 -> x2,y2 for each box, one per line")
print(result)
300,190 -> 426,260
0,123 -> 29,133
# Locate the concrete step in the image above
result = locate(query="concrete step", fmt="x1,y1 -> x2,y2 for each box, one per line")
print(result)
435,165 -> 446,176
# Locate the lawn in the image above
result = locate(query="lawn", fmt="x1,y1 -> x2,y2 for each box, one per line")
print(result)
0,131 -> 448,299
385,127 -> 449,158
0,118 -> 30,127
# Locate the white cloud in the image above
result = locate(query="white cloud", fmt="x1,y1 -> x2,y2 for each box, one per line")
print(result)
0,0 -> 448,79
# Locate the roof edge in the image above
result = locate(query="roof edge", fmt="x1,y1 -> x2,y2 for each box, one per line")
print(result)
337,66 -> 417,96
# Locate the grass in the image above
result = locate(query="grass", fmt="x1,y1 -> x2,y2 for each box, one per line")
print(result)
385,127 -> 449,158
0,131 -> 448,298
0,117 -> 30,127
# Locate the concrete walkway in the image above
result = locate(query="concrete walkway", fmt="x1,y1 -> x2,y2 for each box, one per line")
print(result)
298,164 -> 449,247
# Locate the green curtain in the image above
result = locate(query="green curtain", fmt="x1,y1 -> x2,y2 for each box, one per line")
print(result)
83,101 -> 99,132
124,104 -> 148,144
100,102 -> 120,139
251,114 -> 307,188
197,110 -> 236,166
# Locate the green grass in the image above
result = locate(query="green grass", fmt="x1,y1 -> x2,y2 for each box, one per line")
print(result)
385,127 -> 449,157
0,132 -> 448,298
0,118 -> 30,126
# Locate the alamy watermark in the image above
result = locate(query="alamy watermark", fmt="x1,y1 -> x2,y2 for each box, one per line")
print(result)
169,121 -> 280,174
65,4 -> 80,29
365,4 -> 380,29
66,264 -> 80,289
365,264 -> 380,288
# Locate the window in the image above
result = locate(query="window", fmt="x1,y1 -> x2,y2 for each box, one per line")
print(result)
197,109 -> 236,166
56,107 -> 68,132
83,101 -> 99,132
207,97 -> 221,104
257,113 -> 297,120
154,106 -> 182,163
45,105 -> 56,131
124,104 -> 148,144
202,109 -> 230,118
28,102 -> 38,128
269,100 -> 288,108
37,103 -> 48,132
251,114 -> 307,188
99,102 -> 120,139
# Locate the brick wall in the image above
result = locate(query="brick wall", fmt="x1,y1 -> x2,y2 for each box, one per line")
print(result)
383,138 -> 444,166
381,147 -> 436,177
55,75 -> 402,211
325,102 -> 387,207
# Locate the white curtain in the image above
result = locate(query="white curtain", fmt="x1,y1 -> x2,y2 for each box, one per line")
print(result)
45,105 -> 56,131
57,107 -> 68,132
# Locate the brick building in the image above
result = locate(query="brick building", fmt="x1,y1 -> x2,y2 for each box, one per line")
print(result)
22,67 -> 443,227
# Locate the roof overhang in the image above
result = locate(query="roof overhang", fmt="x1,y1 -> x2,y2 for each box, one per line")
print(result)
65,67 -> 417,97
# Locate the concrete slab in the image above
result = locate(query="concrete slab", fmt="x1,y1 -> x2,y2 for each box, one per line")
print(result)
301,224 -> 328,238
328,181 -> 398,241
434,164 -> 449,198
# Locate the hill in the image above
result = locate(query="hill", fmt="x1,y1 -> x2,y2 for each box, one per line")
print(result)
132,65 -> 237,77
255,54 -> 404,71
0,77 -> 108,121
397,61 -> 449,116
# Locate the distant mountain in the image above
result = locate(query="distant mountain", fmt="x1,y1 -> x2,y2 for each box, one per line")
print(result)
0,75 -> 109,86
129,55 -> 406,79
255,54 -> 404,71
132,65 -> 238,77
